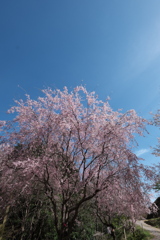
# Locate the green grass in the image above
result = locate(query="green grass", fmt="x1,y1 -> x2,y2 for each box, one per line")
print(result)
126,226 -> 153,240
145,217 -> 160,228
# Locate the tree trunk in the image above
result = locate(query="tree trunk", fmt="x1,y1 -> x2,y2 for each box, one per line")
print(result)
0,206 -> 10,240
124,227 -> 127,240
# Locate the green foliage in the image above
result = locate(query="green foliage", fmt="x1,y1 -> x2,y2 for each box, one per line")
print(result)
71,204 -> 96,240
126,226 -> 153,240
0,193 -> 153,240
153,182 -> 160,191
0,195 -> 58,240
101,215 -> 153,240
1,205 -> 154,240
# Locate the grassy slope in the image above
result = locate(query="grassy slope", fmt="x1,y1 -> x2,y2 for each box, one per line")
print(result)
145,217 -> 160,229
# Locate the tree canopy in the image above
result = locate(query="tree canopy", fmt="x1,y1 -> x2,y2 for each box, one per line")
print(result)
152,109 -> 160,157
0,86 -> 155,239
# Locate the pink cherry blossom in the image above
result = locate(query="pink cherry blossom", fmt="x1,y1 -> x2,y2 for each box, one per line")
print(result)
0,86 -> 155,239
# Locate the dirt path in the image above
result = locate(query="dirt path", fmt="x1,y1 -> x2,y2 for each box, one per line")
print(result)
136,220 -> 160,240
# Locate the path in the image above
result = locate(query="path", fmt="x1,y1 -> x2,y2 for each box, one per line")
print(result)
136,220 -> 160,240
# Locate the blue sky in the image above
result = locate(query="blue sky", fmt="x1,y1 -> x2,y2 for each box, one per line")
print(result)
0,0 -> 160,168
